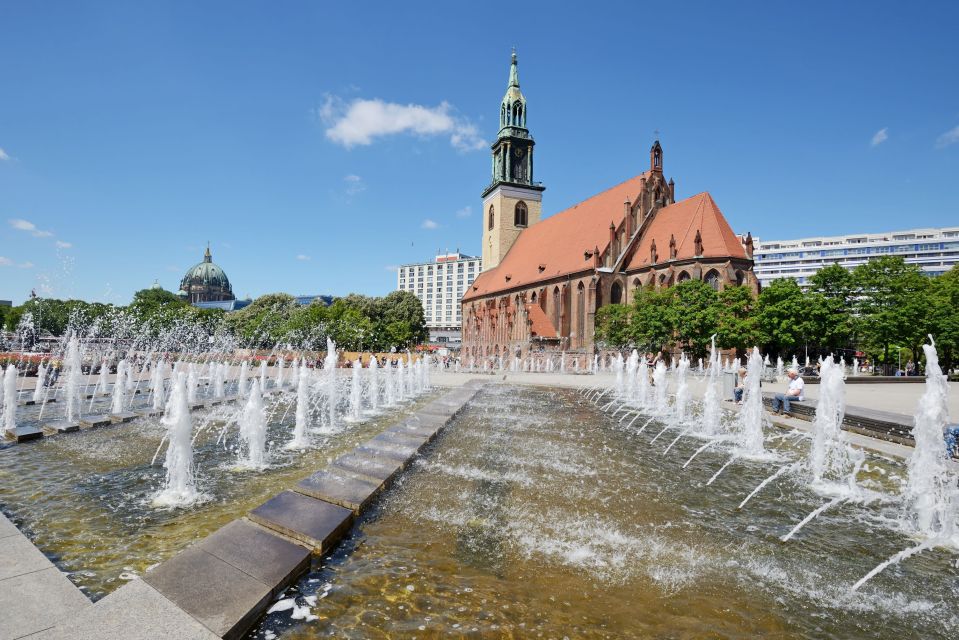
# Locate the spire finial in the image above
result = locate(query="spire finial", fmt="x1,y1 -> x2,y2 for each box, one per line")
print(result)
508,48 -> 519,88
204,242 -> 212,262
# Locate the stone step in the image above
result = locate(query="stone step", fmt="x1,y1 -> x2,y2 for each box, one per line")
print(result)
42,421 -> 80,435
79,415 -> 112,429
248,490 -> 353,553
331,451 -> 405,486
295,469 -> 382,513
4,426 -> 43,443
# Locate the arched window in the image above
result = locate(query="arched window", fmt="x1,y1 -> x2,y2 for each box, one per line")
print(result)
654,149 -> 662,168
735,270 -> 745,286
610,281 -> 623,304
530,291 -> 537,304
704,269 -> 721,291
552,286 -> 561,334
514,201 -> 528,227
488,205 -> 495,230
576,282 -> 585,341
678,271 -> 691,282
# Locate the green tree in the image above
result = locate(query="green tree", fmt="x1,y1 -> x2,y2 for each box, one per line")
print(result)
853,257 -> 930,372
225,293 -> 299,347
629,286 -> 674,352
716,285 -> 759,355
756,278 -> 808,356
927,265 -> 959,371
594,304 -> 632,348
668,280 -> 719,359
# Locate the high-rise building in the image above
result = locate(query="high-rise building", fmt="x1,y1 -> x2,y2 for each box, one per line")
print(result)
396,252 -> 482,347
751,227 -> 959,287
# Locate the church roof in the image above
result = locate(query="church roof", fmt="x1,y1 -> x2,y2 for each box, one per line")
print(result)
463,176 -> 746,302
464,173 -> 650,301
624,192 -> 747,270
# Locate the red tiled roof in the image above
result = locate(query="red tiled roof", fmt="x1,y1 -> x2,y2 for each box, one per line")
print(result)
464,173 -> 650,301
525,303 -> 557,338
624,192 -> 747,270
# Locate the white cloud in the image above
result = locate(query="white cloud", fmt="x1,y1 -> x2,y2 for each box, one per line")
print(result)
421,218 -> 439,230
320,95 -> 485,151
870,127 -> 888,147
296,254 -> 311,261
55,240 -> 72,249
0,148 -> 9,161
8,218 -> 53,238
936,125 -> 959,148
455,206 -> 472,218
0,258 -> 33,268
343,174 -> 366,197
384,264 -> 399,272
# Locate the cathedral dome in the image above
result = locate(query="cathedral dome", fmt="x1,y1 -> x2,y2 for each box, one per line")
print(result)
179,245 -> 235,303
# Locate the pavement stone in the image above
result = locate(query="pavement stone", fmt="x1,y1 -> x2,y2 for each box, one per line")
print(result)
357,441 -> 419,462
0,531 -> 56,580
0,514 -> 20,539
143,545 -> 272,640
109,411 -> 138,423
332,451 -> 405,485
32,579 -> 218,640
0,567 -> 91,639
4,426 -> 43,443
79,415 -> 113,429
198,519 -> 310,596
295,469 -> 382,513
248,490 -> 352,552
42,420 -> 80,435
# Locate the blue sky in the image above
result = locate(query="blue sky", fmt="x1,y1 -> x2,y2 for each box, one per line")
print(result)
1,0 -> 957,305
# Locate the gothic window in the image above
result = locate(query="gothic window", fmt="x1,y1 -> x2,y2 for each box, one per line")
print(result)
735,270 -> 745,286
576,282 -> 585,340
678,271 -> 691,282
705,269 -> 721,291
514,201 -> 528,227
654,149 -> 662,168
488,205 -> 495,230
610,281 -> 623,304
552,286 -> 561,333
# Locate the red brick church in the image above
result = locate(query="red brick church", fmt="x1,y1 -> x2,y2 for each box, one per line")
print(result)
461,52 -> 757,362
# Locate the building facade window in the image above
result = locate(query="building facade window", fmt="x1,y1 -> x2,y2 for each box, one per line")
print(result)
514,201 -> 528,227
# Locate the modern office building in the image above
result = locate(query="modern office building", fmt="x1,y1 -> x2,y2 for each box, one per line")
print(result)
396,252 -> 482,347
751,226 -> 959,287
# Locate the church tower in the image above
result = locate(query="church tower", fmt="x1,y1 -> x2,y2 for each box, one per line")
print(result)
481,50 -> 546,271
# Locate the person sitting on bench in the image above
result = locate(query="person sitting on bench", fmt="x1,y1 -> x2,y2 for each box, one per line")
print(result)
771,368 -> 804,415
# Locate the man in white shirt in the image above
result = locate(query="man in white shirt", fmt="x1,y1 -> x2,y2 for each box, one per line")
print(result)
772,368 -> 804,415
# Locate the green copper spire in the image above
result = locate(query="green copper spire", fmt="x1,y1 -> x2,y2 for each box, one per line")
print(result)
500,49 -> 527,132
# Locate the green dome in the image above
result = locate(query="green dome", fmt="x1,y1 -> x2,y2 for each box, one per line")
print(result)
179,246 -> 234,301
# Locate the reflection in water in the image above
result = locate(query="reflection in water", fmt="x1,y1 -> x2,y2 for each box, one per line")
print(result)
253,385 -> 958,639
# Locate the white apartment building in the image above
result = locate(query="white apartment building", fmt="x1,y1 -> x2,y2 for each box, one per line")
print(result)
751,226 -> 959,287
396,252 -> 482,347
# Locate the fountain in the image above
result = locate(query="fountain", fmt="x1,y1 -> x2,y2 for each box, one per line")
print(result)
349,357 -> 363,421
276,356 -> 285,388
153,372 -> 199,507
809,355 -> 862,492
186,363 -> 198,405
61,337 -> 82,423
673,354 -> 690,424
652,360 -> 668,414
152,360 -> 168,411
286,362 -> 311,450
325,338 -> 338,429
34,360 -> 48,402
905,337 -> 956,538
733,347 -> 766,457
238,379 -> 267,469
775,356 -> 784,380
2,364 -> 17,434
213,362 -> 225,399
238,360 -> 249,397
259,359 -> 268,391
636,356 -> 650,408
368,356 -> 379,412
700,336 -> 722,436
111,359 -> 128,414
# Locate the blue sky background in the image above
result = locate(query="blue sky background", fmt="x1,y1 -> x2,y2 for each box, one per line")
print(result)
1,0 -> 957,305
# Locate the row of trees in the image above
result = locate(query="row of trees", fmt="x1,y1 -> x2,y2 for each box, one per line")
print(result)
1,288 -> 428,353
595,257 -> 959,372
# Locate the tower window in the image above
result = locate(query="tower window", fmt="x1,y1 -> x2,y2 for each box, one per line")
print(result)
488,205 -> 495,230
514,201 -> 528,227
